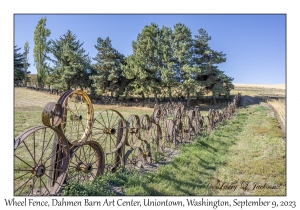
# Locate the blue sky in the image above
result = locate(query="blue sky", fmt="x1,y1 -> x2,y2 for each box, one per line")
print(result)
14,14 -> 286,84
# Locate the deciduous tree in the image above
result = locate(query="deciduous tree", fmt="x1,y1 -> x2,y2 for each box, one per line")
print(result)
23,41 -> 30,87
33,17 -> 51,88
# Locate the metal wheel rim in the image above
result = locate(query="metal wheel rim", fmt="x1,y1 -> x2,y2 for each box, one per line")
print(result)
14,126 -> 69,196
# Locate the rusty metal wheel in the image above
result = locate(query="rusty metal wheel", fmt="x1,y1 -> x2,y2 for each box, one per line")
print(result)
92,109 -> 127,153
182,115 -> 191,142
58,90 -> 93,145
158,119 -> 168,151
42,102 -> 63,127
137,139 -> 152,165
125,114 -> 140,147
151,108 -> 161,124
92,109 -> 126,172
164,119 -> 175,145
66,141 -> 105,184
14,126 -> 69,196
193,107 -> 201,135
139,114 -> 151,140
173,108 -> 183,144
188,110 -> 197,139
147,123 -> 164,163
124,147 -> 144,169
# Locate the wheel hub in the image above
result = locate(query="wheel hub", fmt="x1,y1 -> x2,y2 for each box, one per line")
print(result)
70,115 -> 82,121
34,164 -> 46,177
104,128 -> 116,135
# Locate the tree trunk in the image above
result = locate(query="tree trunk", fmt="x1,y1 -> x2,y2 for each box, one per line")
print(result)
24,69 -> 27,87
142,92 -> 145,106
213,96 -> 217,106
154,92 -> 158,104
186,91 -> 190,108
168,86 -> 172,102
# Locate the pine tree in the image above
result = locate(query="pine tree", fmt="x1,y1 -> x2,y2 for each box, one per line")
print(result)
90,37 -> 126,97
122,23 -> 162,103
172,23 -> 200,107
33,17 -> 51,88
49,30 -> 91,90
14,45 -> 24,85
160,26 -> 178,101
193,28 -> 230,105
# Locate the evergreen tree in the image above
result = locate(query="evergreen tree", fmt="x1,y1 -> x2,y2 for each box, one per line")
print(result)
14,45 -> 24,85
193,28 -> 231,104
122,23 -> 162,103
172,23 -> 200,107
49,30 -> 91,90
160,26 -> 178,101
90,37 -> 126,97
33,17 -> 51,88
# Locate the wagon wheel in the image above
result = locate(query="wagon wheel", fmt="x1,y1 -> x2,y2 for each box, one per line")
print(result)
188,110 -> 197,140
138,138 -> 152,165
66,141 -> 105,184
198,116 -> 205,132
92,109 -> 127,153
137,114 -> 152,165
42,102 -> 63,127
161,107 -> 168,121
182,115 -> 191,142
173,108 -> 183,144
151,108 -> 161,124
207,109 -> 214,132
158,119 -> 167,151
147,123 -> 164,162
58,90 -> 93,145
92,110 -> 127,172
192,108 -> 200,135
14,126 -> 69,196
139,114 -> 151,140
125,114 -> 140,147
164,119 -> 174,144
124,147 -> 144,169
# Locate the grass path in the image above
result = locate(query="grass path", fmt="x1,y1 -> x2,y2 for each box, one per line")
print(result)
64,103 -> 286,196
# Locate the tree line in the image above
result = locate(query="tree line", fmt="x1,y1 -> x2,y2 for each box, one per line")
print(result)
14,17 -> 234,106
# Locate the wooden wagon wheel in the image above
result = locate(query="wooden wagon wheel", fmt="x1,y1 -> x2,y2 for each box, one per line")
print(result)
57,90 -> 94,145
66,141 -> 105,184
14,126 -> 69,196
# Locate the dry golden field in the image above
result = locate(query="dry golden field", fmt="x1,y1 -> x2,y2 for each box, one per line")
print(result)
233,83 -> 286,135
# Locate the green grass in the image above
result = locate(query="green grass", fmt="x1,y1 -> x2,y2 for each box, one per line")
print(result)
64,104 -> 286,196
